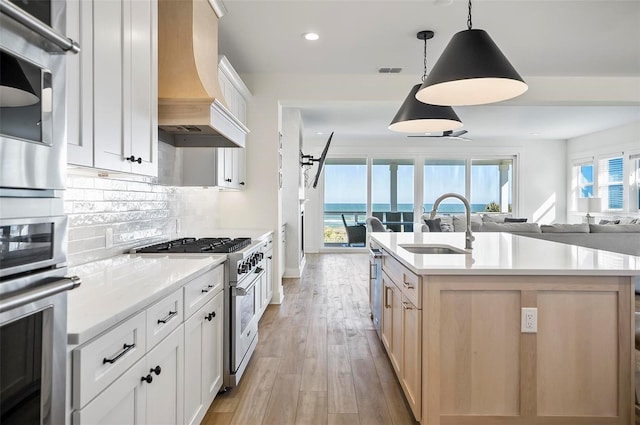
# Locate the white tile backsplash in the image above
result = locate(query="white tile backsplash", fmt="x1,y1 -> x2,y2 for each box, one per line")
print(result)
66,167 -> 219,266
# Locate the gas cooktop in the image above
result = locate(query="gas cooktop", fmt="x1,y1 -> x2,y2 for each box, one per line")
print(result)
133,237 -> 252,254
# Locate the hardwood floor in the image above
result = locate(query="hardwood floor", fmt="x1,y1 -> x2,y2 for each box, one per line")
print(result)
203,253 -> 418,425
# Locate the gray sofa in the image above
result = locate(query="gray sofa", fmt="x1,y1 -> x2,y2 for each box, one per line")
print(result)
416,214 -> 640,256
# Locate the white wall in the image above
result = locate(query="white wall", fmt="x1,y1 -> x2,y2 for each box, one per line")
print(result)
566,120 -> 640,223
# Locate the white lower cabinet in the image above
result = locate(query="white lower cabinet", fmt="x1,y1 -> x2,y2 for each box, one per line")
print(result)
73,326 -> 183,425
183,291 -> 224,425
71,264 -> 224,425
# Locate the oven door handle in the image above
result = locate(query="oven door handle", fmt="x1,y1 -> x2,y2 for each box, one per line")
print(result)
234,272 -> 263,296
0,0 -> 80,53
0,276 -> 82,313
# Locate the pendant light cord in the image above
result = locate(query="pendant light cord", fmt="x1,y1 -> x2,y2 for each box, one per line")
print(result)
467,0 -> 473,29
422,36 -> 428,82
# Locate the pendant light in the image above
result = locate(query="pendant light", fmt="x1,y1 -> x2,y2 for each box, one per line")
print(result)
415,0 -> 528,106
0,51 -> 39,107
389,30 -> 462,133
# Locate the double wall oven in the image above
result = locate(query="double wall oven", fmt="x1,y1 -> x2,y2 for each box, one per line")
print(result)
1,1 -> 80,424
133,237 -> 268,388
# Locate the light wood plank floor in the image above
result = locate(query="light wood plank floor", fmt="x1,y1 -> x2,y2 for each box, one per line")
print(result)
203,253 -> 418,425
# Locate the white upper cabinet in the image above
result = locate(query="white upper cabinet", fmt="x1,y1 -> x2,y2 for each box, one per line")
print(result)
218,56 -> 250,127
67,0 -> 158,177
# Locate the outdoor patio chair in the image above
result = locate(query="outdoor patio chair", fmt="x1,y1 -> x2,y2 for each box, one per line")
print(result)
341,214 -> 366,247
366,216 -> 390,232
403,212 -> 414,232
385,211 -> 402,232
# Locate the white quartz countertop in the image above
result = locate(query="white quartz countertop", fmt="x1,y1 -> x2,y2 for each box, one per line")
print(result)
370,232 -> 640,276
67,254 -> 226,345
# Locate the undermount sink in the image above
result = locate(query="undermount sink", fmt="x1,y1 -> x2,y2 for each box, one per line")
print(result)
399,244 -> 468,255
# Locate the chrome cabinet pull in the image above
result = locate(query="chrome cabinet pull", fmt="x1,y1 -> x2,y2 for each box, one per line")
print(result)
401,301 -> 413,310
157,310 -> 177,324
384,286 -> 392,309
103,343 -> 135,364
402,275 -> 414,289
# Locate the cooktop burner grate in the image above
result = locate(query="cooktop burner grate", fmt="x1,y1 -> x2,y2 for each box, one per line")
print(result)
134,237 -> 251,254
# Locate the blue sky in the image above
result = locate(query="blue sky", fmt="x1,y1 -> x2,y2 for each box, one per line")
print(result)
324,163 -> 510,205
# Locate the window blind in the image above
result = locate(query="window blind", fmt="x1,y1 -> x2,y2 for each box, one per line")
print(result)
598,156 -> 624,209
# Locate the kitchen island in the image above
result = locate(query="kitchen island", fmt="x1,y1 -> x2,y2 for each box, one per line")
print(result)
370,231 -> 639,425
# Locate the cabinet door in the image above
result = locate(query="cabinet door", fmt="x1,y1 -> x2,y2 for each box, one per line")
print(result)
390,283 -> 403,375
91,0 -> 157,176
72,358 -> 147,425
66,0 -> 93,166
145,326 -> 184,425
236,148 -> 246,188
129,0 -> 158,176
401,296 -> 421,421
202,291 -> 224,404
92,0 -> 128,173
265,248 -> 273,302
381,272 -> 394,356
224,148 -> 234,187
184,292 -> 223,425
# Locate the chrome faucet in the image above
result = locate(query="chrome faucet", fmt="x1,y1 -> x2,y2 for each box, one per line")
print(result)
429,192 -> 475,250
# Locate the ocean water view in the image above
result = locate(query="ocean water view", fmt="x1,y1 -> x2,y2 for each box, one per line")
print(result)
324,203 -> 490,229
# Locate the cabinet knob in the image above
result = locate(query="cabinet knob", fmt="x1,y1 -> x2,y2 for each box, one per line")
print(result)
150,365 -> 161,376
240,182 -> 245,186
126,155 -> 142,164
141,374 -> 153,384
205,311 -> 216,321
225,178 -> 232,183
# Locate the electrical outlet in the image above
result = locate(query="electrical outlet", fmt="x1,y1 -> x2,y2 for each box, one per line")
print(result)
521,307 -> 537,333
105,228 -> 113,249
175,218 -> 181,235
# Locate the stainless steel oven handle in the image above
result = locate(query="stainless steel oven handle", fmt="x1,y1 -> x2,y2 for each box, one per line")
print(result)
234,271 -> 263,296
0,0 -> 80,53
0,275 -> 81,313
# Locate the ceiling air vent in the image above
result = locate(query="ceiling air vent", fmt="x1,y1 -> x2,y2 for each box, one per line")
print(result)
378,67 -> 402,74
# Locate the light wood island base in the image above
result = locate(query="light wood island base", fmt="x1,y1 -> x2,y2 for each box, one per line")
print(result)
422,275 -> 633,425
377,247 -> 634,425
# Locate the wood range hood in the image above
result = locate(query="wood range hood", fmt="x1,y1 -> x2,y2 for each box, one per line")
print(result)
158,0 -> 247,148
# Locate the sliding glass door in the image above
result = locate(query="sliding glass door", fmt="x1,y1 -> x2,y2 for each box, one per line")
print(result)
372,159 -> 414,232
323,158 -> 367,246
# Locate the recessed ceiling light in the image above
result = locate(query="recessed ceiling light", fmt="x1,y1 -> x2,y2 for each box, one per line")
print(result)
316,131 -> 324,135
303,32 -> 319,41
531,132 -> 541,136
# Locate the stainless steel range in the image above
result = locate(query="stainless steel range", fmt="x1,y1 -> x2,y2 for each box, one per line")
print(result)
133,236 -> 267,387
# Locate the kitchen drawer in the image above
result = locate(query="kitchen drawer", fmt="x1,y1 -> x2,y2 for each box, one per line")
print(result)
146,288 -> 184,350
184,266 -> 223,319
382,251 -> 421,308
72,311 -> 146,409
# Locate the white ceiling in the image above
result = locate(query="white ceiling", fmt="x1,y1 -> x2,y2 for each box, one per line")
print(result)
218,0 -> 640,141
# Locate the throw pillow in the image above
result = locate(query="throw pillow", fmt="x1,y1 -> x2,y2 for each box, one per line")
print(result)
439,216 -> 454,232
598,219 -> 620,225
482,213 -> 511,223
613,216 -> 639,225
424,218 -> 442,232
452,215 -> 483,232
589,224 -> 640,233
504,217 -> 528,223
540,224 -> 590,233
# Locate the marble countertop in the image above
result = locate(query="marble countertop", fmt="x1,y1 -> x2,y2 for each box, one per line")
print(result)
67,254 -> 226,345
370,232 -> 640,276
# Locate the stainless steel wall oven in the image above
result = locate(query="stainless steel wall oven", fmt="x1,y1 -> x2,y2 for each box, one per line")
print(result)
0,0 -> 79,191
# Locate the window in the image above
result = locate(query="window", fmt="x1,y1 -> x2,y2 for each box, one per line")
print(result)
598,156 -> 624,210
471,159 -> 513,213
423,160 -> 466,213
372,159 -> 414,232
632,153 -> 640,211
578,163 -> 594,198
323,158 -> 367,246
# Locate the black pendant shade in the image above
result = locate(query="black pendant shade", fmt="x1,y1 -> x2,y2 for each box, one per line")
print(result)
0,51 -> 39,107
389,83 -> 462,133
416,29 -> 527,106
